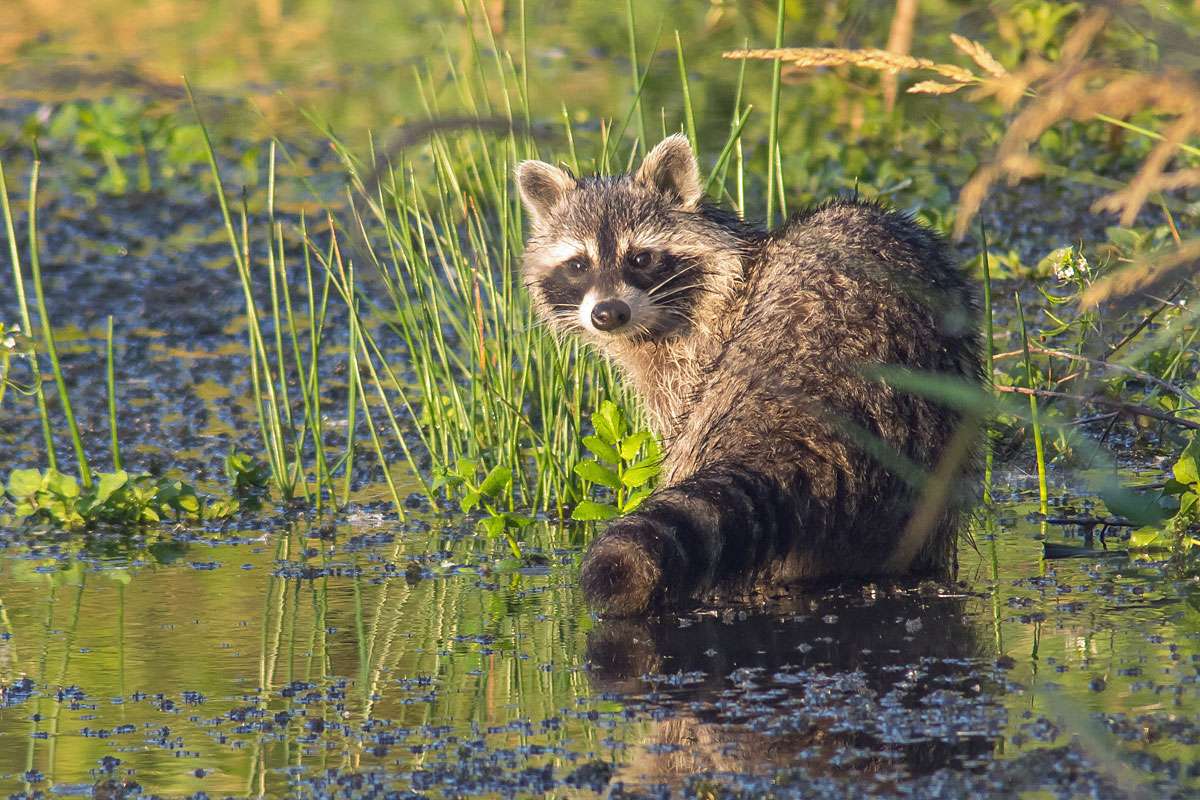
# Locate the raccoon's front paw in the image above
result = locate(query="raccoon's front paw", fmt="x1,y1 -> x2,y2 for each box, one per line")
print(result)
580,522 -> 665,617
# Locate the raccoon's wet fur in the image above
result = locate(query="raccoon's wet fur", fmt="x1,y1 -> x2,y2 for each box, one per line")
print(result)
516,135 -> 981,617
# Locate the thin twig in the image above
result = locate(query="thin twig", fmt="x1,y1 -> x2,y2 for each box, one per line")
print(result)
995,384 -> 1200,430
1103,283 -> 1186,360
1044,515 -> 1137,528
993,343 -> 1200,407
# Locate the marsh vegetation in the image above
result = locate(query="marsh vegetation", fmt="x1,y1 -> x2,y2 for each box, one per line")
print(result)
1,1 -> 1200,797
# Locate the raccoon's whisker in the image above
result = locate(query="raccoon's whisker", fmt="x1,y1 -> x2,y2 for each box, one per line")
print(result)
645,262 -> 702,296
649,283 -> 706,301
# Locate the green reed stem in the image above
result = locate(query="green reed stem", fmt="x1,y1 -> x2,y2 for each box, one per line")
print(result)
674,30 -> 698,152
625,0 -> 647,149
1017,293 -> 1049,516
0,161 -> 56,469
105,316 -> 121,472
765,0 -> 785,227
27,162 -> 92,488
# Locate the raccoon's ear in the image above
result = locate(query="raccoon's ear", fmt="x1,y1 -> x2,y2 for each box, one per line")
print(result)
636,134 -> 702,209
515,160 -> 576,226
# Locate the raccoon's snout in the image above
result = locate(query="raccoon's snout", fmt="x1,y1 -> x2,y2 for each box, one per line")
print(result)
591,299 -> 631,332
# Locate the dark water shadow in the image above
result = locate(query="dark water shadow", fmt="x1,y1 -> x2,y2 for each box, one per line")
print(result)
586,584 -> 1002,793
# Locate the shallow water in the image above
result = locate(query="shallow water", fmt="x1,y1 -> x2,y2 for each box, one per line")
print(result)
1,509 -> 1198,799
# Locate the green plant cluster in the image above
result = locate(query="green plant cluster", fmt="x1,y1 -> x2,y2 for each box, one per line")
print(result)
30,96 -> 211,195
434,460 -> 531,559
0,321 -> 36,405
571,401 -> 661,521
2,451 -> 270,529
1128,436 -> 1200,551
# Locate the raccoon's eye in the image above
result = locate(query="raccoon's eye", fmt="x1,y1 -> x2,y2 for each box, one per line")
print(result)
564,257 -> 589,274
627,250 -> 654,269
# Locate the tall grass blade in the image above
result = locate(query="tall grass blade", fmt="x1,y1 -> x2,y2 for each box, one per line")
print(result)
765,0 -> 786,227
0,161 -> 56,469
980,220 -> 994,505
1017,293 -> 1049,516
105,316 -> 121,472
27,162 -> 92,488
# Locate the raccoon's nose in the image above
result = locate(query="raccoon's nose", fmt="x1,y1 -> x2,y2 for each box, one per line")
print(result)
591,299 -> 631,332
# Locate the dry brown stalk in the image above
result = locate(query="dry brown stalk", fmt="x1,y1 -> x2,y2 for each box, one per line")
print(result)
883,0 -> 920,111
1081,240 -> 1200,308
726,9 -> 1200,300
995,385 -> 1200,431
992,344 -> 1200,407
723,47 -> 975,83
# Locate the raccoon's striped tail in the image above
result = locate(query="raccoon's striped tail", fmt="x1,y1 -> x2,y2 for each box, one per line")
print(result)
579,463 -> 790,616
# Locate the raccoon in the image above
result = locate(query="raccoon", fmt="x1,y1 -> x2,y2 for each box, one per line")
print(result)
516,135 -> 981,617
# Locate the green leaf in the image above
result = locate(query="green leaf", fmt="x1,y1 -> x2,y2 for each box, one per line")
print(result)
582,435 -> 619,465
45,470 -> 79,499
480,515 -> 507,538
621,486 -> 653,513
1099,483 -> 1169,526
7,468 -> 44,497
501,512 -> 533,529
92,470 -> 129,507
621,464 -> 659,489
1173,436 -> 1200,486
174,491 -> 201,516
1179,492 -> 1199,520
1164,479 -> 1190,496
574,460 -> 621,490
478,466 -> 512,498
619,431 -> 652,461
455,458 -> 479,481
460,490 -> 482,514
1129,527 -> 1166,549
205,497 -> 240,518
571,500 -> 620,521
593,401 -> 625,444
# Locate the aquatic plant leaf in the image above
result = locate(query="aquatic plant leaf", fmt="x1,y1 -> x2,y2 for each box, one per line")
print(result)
1129,527 -> 1167,549
1099,483 -> 1170,526
619,431 -> 652,461
460,490 -> 482,514
480,515 -> 507,538
621,464 -> 658,489
574,461 -> 620,490
91,470 -> 129,507
7,469 -> 43,497
594,401 -> 625,444
1164,479 -> 1189,496
582,436 -> 620,465
571,500 -> 620,521
478,466 -> 512,498
205,497 -> 240,518
622,487 -> 653,513
45,470 -> 80,499
1174,436 -> 1200,486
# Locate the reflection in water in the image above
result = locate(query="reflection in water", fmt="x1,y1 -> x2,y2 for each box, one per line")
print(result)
588,588 -> 997,791
1,519 -> 1199,797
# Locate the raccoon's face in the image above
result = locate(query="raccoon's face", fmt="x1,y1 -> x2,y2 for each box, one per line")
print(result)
516,135 -> 708,345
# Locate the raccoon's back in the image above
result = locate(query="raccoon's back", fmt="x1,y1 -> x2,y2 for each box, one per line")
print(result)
663,198 -> 979,520
749,199 -> 977,384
